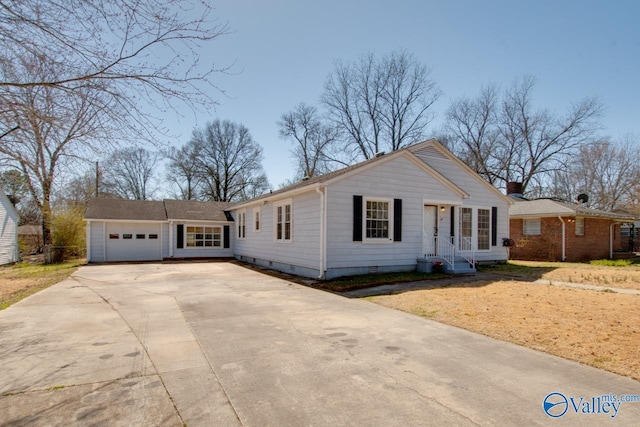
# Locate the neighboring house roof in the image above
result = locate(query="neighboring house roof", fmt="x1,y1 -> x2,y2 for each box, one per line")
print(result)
85,199 -> 167,221
84,198 -> 233,222
509,198 -> 636,221
163,199 -> 232,222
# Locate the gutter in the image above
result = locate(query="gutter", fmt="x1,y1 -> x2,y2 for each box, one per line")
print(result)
557,216 -> 566,261
315,185 -> 327,279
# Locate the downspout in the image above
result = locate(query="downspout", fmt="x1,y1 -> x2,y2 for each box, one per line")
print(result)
610,222 -> 615,259
557,216 -> 566,261
86,221 -> 91,262
315,185 -> 327,279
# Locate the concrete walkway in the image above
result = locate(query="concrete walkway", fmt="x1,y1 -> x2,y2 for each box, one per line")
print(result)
1,263 -> 639,426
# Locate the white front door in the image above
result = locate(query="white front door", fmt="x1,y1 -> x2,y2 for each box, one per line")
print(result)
423,205 -> 438,256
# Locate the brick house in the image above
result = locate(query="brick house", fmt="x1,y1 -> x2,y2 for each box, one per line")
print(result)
508,197 -> 636,262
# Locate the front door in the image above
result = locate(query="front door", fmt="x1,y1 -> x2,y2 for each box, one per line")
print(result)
423,205 -> 438,256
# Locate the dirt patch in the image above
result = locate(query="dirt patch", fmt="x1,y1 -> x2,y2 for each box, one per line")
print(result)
488,260 -> 640,291
369,280 -> 640,380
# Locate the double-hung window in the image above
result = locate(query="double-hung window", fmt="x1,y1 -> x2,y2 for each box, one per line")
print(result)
254,209 -> 261,232
575,217 -> 584,236
275,201 -> 292,241
237,211 -> 246,239
365,199 -> 390,240
523,218 -> 541,235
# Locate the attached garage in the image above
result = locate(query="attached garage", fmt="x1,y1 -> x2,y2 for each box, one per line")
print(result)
85,198 -> 234,263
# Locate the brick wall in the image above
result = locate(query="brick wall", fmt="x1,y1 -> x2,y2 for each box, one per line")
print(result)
509,217 -> 625,262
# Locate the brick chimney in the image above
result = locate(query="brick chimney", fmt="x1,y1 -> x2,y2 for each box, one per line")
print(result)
506,182 -> 523,198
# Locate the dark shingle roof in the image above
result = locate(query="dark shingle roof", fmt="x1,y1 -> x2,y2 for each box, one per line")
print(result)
84,198 -> 233,222
163,199 -> 231,221
85,198 -> 167,221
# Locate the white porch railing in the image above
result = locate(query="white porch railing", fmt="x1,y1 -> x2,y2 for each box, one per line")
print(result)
458,236 -> 476,267
422,234 -> 475,271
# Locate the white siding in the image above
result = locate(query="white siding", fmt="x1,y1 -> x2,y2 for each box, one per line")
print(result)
326,156 -> 456,270
232,191 -> 321,273
0,194 -> 19,265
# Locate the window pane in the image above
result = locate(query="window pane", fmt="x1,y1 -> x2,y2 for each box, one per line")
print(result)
478,209 -> 490,250
365,200 -> 390,239
523,219 -> 541,235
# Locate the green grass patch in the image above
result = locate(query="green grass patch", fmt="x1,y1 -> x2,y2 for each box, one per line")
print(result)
589,259 -> 633,267
314,271 -> 450,292
0,259 -> 84,310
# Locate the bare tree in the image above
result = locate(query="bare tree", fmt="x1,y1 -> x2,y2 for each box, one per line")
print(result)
442,84 -> 501,185
0,82 -> 112,244
278,103 -> 340,178
0,0 -> 229,125
547,137 -> 640,210
102,147 -> 160,200
323,50 -> 441,161
443,76 -> 602,195
191,120 -> 269,202
165,143 -> 203,200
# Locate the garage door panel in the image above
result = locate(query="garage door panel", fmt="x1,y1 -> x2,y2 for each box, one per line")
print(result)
106,223 -> 161,261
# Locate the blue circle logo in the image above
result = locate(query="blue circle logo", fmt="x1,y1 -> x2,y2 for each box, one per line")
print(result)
543,392 -> 568,418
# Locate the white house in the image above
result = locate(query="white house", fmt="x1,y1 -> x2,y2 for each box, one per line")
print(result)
85,199 -> 234,262
84,140 -> 511,278
230,139 -> 510,279
0,192 -> 20,265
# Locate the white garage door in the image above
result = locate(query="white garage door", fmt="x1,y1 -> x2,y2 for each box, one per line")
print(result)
105,223 -> 162,262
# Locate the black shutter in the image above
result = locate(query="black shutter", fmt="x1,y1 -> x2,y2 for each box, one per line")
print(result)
393,199 -> 402,242
491,206 -> 498,246
353,195 -> 363,241
176,224 -> 184,249
450,206 -> 455,242
223,225 -> 230,248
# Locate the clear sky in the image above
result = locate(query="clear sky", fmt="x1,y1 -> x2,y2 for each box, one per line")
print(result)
165,0 -> 640,188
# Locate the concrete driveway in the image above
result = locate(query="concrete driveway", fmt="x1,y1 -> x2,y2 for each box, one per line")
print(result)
0,262 -> 638,426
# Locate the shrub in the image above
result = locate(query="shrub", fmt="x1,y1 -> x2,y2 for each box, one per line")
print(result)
589,259 -> 632,267
49,206 -> 85,262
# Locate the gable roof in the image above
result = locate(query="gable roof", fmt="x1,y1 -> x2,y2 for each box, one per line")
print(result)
163,199 -> 232,221
231,139 -> 480,209
509,198 -> 636,221
85,198 -> 167,221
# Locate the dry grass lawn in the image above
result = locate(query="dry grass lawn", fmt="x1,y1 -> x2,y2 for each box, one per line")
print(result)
489,260 -> 640,291
0,260 -> 82,309
370,279 -> 640,380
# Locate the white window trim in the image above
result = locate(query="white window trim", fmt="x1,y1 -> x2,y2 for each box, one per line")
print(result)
523,218 -> 541,236
273,199 -> 293,243
363,197 -> 394,244
237,209 -> 246,240
254,207 -> 261,232
185,225 -> 223,249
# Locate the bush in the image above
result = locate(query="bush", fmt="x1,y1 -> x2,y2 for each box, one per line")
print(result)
49,206 -> 85,262
589,259 -> 632,267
